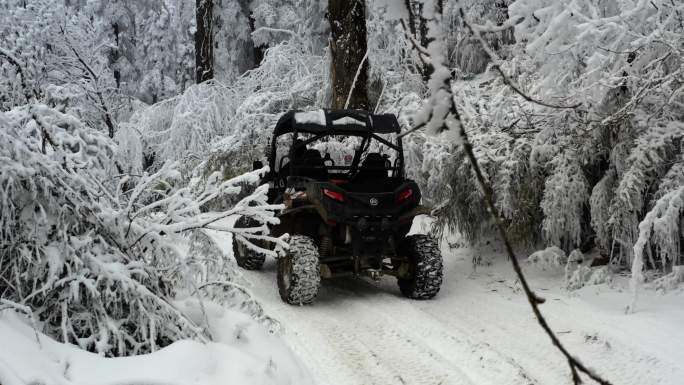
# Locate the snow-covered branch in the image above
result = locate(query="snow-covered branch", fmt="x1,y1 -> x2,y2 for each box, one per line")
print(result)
0,104 -> 283,356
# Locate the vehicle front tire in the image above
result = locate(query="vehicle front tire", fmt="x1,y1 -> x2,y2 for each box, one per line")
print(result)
277,235 -> 321,305
397,235 -> 443,299
232,216 -> 266,270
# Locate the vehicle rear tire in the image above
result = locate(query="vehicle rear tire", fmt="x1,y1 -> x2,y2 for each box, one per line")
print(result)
232,216 -> 266,270
277,235 -> 321,305
397,235 -> 443,299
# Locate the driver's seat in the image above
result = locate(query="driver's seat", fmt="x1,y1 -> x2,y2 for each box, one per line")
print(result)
294,149 -> 328,180
355,153 -> 388,182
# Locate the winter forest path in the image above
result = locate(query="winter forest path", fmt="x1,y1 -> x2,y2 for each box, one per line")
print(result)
212,228 -> 684,385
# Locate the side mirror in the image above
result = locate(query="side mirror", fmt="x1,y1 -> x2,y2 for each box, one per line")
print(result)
253,160 -> 264,171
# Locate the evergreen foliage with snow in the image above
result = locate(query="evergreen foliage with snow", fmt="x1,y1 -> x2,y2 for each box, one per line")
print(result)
413,0 -> 684,284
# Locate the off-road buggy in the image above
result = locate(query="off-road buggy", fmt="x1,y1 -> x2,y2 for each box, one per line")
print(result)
233,109 -> 443,305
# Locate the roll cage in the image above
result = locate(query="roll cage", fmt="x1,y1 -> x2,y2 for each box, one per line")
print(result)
267,109 -> 406,179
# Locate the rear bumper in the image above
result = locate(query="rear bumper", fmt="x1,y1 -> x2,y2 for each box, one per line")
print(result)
314,182 -> 421,221
273,179 -> 429,257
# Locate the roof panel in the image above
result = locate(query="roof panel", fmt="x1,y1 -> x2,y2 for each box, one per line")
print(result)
274,109 -> 400,136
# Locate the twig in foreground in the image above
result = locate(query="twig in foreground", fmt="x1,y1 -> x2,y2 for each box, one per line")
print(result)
401,3 -> 611,383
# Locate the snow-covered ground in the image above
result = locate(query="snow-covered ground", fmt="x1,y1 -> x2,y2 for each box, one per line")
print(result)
2,222 -> 681,385
0,300 -> 313,385
212,229 -> 684,385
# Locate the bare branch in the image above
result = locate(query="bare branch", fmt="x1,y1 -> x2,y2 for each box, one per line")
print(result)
459,8 -> 582,111
58,26 -> 116,137
0,47 -> 37,103
492,64 -> 582,110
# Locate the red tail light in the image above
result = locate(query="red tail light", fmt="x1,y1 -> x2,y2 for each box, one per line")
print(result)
396,188 -> 413,203
323,188 -> 344,202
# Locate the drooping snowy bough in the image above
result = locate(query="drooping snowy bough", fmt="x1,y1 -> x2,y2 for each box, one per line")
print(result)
630,186 -> 684,312
0,104 -> 285,356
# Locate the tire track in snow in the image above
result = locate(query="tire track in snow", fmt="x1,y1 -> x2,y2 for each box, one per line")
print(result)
242,261 -> 539,385
253,280 -> 475,385
215,229 -> 680,385
325,278 -> 540,385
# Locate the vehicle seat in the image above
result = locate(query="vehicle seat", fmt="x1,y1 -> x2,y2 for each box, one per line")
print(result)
294,149 -> 328,180
355,153 -> 388,181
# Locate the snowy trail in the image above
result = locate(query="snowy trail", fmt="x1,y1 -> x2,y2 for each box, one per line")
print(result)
240,260 -> 518,385
213,230 -> 684,385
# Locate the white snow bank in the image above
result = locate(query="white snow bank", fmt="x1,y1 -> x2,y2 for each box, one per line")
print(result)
0,301 -> 313,385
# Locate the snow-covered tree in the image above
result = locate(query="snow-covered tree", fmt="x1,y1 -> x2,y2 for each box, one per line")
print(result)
0,104 -> 285,356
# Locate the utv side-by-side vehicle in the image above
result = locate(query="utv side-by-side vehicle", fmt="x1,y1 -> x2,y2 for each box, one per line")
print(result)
233,109 -> 443,305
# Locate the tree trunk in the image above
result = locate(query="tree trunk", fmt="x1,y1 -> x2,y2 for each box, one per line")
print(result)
112,22 -> 121,89
195,0 -> 214,83
248,14 -> 268,67
328,0 -> 369,110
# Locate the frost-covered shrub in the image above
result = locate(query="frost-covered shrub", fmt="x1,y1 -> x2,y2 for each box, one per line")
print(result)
540,152 -> 590,251
496,140 -> 544,245
417,62 -> 545,243
185,230 -> 281,333
562,249 -> 615,290
135,38 -> 327,180
566,266 -> 593,291
608,122 -> 683,265
564,249 -> 587,290
631,186 -> 684,294
0,105 -> 284,356
420,0 -> 683,288
0,0 -> 60,108
0,105 -> 175,356
439,0 -> 515,74
250,0 -> 329,55
505,170 -> 544,245
455,38 -> 491,75
585,266 -> 614,287
528,246 -> 567,269
428,143 -> 491,242
366,1 -> 426,111
567,266 -> 614,291
650,266 -> 684,293
590,169 -> 617,254
114,123 -> 145,176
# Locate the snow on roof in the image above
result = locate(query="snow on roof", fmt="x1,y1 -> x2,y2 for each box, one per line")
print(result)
332,116 -> 366,126
274,110 -> 400,137
294,110 -> 326,126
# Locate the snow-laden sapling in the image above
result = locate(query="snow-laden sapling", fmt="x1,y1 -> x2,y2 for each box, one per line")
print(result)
0,104 -> 285,356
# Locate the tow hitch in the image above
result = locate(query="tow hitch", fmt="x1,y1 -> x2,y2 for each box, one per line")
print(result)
364,269 -> 383,281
